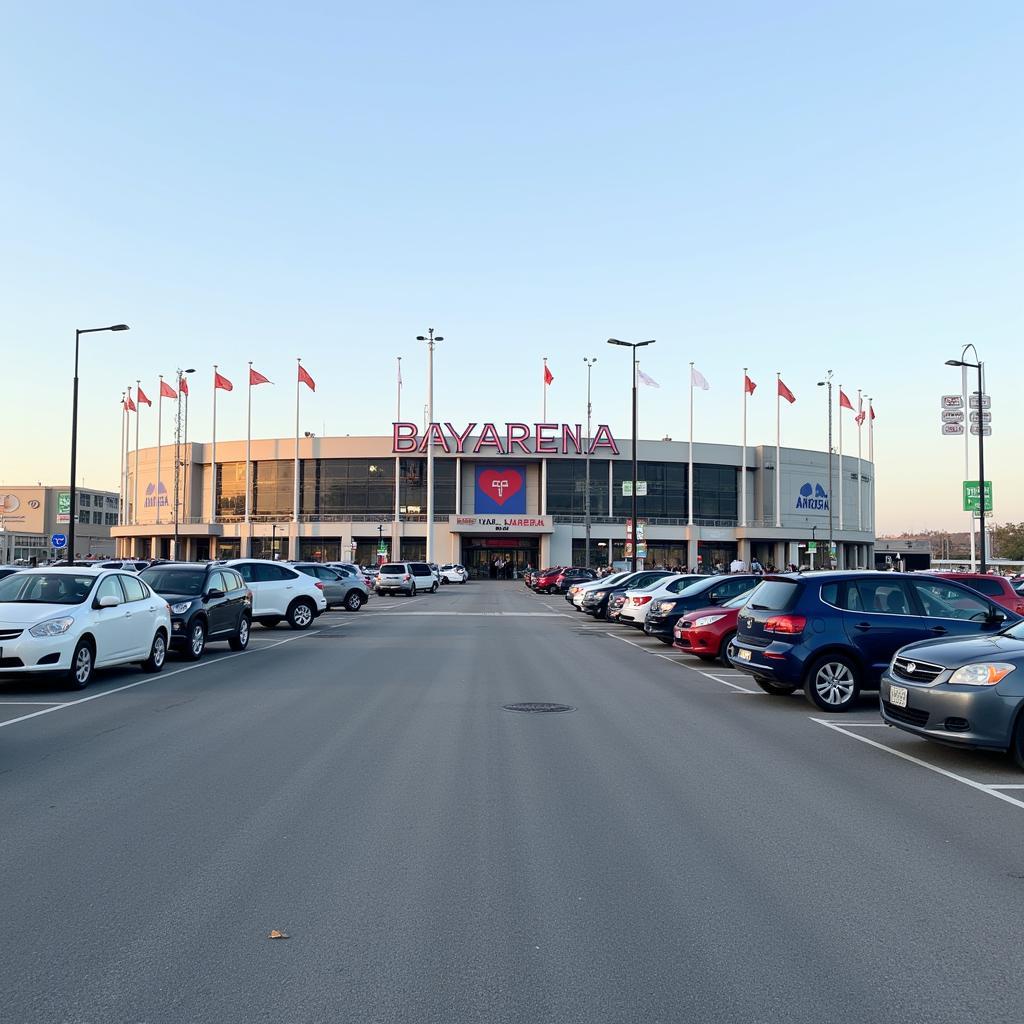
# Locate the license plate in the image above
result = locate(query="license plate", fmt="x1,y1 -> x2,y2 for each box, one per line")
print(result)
890,685 -> 908,708
737,648 -> 751,661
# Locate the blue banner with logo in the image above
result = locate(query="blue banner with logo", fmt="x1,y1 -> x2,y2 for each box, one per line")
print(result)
475,465 -> 527,514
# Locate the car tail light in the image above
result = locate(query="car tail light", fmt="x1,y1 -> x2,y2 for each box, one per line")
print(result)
315,582 -> 324,590
404,574 -> 411,581
635,596 -> 652,605
764,614 -> 806,635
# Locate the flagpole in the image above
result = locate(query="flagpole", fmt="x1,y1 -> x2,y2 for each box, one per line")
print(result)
688,361 -> 695,526
245,361 -> 252,532
134,381 -> 141,527
775,372 -> 782,529
838,385 -> 844,532
867,397 -> 874,536
211,366 -> 218,525
543,357 -> 548,421
857,388 -> 863,533
395,356 -> 402,535
397,356 -> 402,422
119,393 -> 126,528
183,382 -> 190,539
294,357 -> 301,525
157,376 -> 164,525
741,369 -> 748,528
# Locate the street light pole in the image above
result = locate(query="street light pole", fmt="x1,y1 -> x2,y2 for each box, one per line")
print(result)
583,357 -> 597,567
68,324 -> 129,562
946,347 -> 987,573
607,339 -> 656,572
817,370 -> 834,568
416,329 -> 444,563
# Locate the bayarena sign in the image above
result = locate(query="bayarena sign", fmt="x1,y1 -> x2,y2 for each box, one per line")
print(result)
392,421 -> 619,456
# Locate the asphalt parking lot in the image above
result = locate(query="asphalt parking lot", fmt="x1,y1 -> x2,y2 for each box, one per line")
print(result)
5,581 -> 1024,1023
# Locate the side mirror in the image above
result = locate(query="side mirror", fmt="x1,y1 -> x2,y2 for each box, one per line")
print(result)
205,588 -> 226,600
988,609 -> 1007,623
96,594 -> 121,609
708,592 -> 720,604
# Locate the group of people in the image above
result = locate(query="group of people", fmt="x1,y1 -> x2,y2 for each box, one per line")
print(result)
489,558 -> 516,580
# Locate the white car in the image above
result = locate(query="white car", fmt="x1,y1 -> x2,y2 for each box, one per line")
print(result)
0,567 -> 172,690
439,563 -> 469,584
618,574 -> 704,627
223,559 -> 327,629
571,572 -> 631,610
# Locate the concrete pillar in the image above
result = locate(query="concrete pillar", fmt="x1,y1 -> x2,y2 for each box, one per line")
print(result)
687,531 -> 699,572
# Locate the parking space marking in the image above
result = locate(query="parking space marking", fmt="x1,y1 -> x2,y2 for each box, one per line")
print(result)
811,718 -> 1024,811
0,629 -> 324,732
605,632 -> 757,692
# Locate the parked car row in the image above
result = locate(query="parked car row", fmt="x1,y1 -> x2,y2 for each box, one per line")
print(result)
556,567 -> 1024,769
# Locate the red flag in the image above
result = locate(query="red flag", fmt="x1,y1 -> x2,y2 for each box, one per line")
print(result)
137,385 -> 152,407
744,374 -> 757,395
125,392 -> 137,412
777,378 -> 796,404
298,364 -> 315,391
543,364 -> 554,385
160,379 -> 177,399
870,402 -> 876,420
250,367 -> 271,386
214,371 -> 233,392
178,375 -> 189,397
839,389 -> 853,411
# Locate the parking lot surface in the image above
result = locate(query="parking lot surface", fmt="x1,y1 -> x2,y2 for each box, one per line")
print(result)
4,582 -> 1024,1022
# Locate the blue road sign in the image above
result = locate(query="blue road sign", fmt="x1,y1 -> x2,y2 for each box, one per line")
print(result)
51,533 -> 67,548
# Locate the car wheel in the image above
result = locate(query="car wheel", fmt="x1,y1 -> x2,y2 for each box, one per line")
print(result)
431,582 -> 438,593
344,590 -> 364,612
261,617 -> 281,629
460,578 -> 466,584
441,577 -> 449,585
141,631 -> 168,673
185,619 -> 206,661
287,599 -> 315,630
755,678 -> 799,696
803,654 -> 860,712
718,632 -> 736,667
66,638 -> 95,690
229,616 -> 251,651
657,636 -> 674,646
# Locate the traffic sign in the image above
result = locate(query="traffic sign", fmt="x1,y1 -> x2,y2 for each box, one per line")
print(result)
941,423 -> 965,435
969,410 -> 992,424
970,424 -> 992,436
941,395 -> 964,409
969,394 -> 992,410
941,410 -> 964,423
51,533 -> 67,548
807,541 -> 817,553
963,481 -> 993,513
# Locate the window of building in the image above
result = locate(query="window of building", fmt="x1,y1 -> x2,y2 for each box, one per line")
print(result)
547,459 -> 609,516
612,461 -> 688,518
79,493 -> 92,507
92,511 -> 103,524
398,458 -> 455,515
216,463 -> 246,518
300,458 -> 396,517
251,460 -> 295,516
79,511 -> 89,524
693,465 -> 738,521
105,513 -> 118,525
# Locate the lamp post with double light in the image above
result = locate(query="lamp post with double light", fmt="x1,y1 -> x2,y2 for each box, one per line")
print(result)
68,324 -> 129,561
416,329 -> 443,562
946,346 -> 987,573
583,357 -> 598,567
607,338 -> 656,571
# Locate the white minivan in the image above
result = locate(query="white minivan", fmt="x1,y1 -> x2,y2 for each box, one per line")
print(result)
223,559 -> 327,629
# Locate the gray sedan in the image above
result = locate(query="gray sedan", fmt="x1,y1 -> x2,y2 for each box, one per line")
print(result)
880,619 -> 1024,767
291,563 -> 369,611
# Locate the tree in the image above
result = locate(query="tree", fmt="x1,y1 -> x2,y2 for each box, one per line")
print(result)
992,522 -> 1024,561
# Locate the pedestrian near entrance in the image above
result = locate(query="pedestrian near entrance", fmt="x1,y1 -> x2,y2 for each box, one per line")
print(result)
751,558 -> 763,575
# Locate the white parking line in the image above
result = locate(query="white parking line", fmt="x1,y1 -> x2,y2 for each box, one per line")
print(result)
0,701 -> 66,706
0,629 -> 323,732
605,632 -> 756,692
811,718 -> 1024,811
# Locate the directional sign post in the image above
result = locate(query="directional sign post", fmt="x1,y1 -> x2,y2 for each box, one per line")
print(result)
941,423 -> 965,435
969,394 -> 992,410
941,395 -> 964,409
51,533 -> 67,549
963,481 -> 993,514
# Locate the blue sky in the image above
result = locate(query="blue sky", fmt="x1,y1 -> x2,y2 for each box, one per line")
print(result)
2,1 -> 1020,532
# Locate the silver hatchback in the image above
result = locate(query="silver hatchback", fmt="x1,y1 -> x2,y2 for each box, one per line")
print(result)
375,562 -> 416,596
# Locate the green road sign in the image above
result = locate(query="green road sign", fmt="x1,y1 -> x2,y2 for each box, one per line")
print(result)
57,492 -> 71,514
963,480 -> 993,513
807,541 -> 817,553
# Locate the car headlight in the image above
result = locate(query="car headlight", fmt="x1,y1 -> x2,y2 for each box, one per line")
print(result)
948,663 -> 1016,686
29,616 -> 76,638
693,614 -> 726,627
170,601 -> 194,615
657,601 -> 676,613
593,590 -> 607,598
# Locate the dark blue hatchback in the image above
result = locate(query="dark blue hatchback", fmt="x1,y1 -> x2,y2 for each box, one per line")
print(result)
729,572 -> 1020,712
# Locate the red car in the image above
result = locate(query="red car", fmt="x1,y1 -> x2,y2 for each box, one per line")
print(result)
530,567 -> 566,593
672,591 -> 757,665
927,572 -> 1024,617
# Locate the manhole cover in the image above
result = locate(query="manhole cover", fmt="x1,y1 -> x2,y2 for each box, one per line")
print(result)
502,702 -> 576,713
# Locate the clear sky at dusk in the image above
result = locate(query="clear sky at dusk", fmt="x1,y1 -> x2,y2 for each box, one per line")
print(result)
2,1 -> 1020,533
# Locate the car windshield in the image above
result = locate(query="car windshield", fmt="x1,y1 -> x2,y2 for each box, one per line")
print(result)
1001,620 -> 1024,640
0,572 -> 95,605
140,569 -> 206,595
380,564 -> 404,574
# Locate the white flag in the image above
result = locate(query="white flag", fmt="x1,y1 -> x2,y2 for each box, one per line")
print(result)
637,367 -> 660,388
691,367 -> 710,390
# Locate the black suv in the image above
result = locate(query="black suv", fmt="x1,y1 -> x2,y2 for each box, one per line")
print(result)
140,562 -> 251,660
